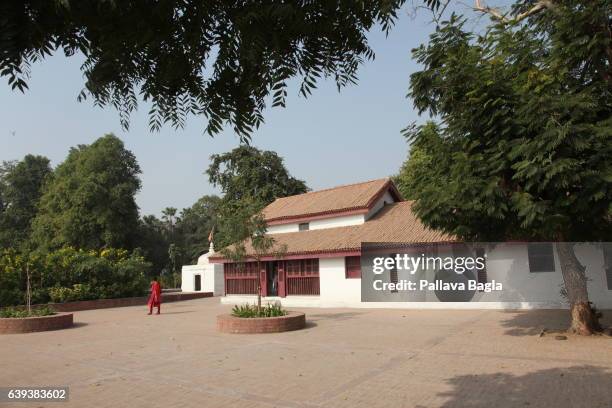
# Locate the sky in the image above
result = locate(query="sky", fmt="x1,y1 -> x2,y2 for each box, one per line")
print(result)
0,4 -> 479,217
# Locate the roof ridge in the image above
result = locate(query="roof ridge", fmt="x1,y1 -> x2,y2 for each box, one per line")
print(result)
273,178 -> 390,201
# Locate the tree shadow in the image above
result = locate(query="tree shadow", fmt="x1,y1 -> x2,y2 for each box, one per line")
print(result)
417,365 -> 612,408
500,309 -> 612,336
500,309 -> 570,336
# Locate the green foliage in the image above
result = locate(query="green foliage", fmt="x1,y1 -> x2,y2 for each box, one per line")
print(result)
48,284 -> 95,303
220,209 -> 286,264
404,5 -> 612,241
0,305 -> 55,318
231,303 -> 286,318
176,195 -> 221,263
0,247 -> 150,307
394,128 -> 439,200
207,145 -> 308,207
207,145 -> 307,248
135,215 -> 170,275
0,0 -> 442,139
32,134 -> 142,250
0,155 -> 51,248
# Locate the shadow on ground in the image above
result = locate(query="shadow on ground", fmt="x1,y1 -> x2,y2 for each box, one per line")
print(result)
500,310 -> 570,336
303,321 -> 318,330
500,309 -> 612,336
419,365 -> 612,408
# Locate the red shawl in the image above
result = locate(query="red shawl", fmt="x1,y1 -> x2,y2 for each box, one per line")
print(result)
148,281 -> 162,307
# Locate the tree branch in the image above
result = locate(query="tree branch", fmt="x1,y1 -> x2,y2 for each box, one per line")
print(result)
474,0 -> 554,24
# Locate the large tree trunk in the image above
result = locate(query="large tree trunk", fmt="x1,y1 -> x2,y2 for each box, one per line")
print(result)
555,242 -> 600,335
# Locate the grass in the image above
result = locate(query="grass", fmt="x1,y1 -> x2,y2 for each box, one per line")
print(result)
231,303 -> 287,318
0,305 -> 56,318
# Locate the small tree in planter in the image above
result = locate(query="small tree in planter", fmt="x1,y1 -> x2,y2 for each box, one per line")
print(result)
0,248 -> 54,318
220,202 -> 286,313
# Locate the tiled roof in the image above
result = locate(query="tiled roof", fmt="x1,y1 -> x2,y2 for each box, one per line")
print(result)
210,201 -> 456,260
262,178 -> 400,223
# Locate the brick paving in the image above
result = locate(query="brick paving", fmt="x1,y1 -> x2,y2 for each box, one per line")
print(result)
1,298 -> 612,408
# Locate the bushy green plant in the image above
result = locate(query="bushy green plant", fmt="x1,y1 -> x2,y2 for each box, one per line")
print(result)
0,305 -> 55,318
231,303 -> 287,318
0,247 -> 150,307
48,284 -> 95,303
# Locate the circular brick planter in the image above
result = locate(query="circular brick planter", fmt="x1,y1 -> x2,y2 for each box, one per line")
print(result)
217,311 -> 306,334
0,313 -> 74,334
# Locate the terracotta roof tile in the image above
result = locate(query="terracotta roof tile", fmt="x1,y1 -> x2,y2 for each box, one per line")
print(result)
211,201 -> 456,260
262,178 -> 398,222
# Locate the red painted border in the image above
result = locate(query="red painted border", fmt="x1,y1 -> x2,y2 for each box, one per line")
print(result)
210,249 -> 361,263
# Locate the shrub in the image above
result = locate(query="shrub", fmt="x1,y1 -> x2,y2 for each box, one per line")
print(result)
0,247 -> 151,307
231,302 -> 287,318
0,305 -> 55,318
48,284 -> 95,303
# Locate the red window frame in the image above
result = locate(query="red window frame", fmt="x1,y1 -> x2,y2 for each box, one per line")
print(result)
345,256 -> 361,279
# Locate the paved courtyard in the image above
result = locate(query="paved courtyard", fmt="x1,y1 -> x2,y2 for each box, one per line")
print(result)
1,298 -> 612,408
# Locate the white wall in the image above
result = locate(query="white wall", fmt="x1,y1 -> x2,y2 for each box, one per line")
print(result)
319,257 -> 362,307
220,243 -> 612,310
311,214 -> 365,230
473,243 -> 611,308
181,252 -> 224,296
267,214 -> 365,234
267,223 -> 300,234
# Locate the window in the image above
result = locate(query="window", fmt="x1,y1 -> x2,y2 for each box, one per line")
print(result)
475,248 -> 487,291
528,243 -> 555,272
345,256 -> 361,279
286,259 -> 319,276
299,223 -> 309,231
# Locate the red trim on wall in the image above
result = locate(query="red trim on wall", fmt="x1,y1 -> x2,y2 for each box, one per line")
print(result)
210,250 -> 362,264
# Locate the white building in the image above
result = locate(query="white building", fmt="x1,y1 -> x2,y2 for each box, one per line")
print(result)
185,178 -> 612,309
181,242 -> 224,296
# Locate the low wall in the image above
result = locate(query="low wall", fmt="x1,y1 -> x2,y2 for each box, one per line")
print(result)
0,313 -> 74,334
217,312 -> 306,334
42,292 -> 213,313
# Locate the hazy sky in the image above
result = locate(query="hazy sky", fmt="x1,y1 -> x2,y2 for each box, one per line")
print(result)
0,5 -> 478,217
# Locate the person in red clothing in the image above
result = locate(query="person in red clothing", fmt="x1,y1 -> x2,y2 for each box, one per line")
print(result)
147,278 -> 162,315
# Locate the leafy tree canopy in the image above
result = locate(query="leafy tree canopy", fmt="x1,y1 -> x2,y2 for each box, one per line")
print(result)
404,3 -> 611,242
394,130 -> 438,201
206,145 -> 307,247
0,155 -> 52,248
32,134 -> 142,250
135,214 -> 170,275
207,144 -> 308,207
2,0 -> 439,139
176,195 -> 221,263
